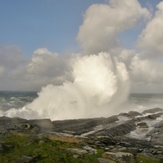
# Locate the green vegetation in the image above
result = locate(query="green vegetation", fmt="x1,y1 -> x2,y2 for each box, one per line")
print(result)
133,154 -> 163,163
1,134 -> 163,163
0,134 -> 103,163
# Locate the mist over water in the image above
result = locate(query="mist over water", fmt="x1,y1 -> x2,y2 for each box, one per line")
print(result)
4,52 -> 130,120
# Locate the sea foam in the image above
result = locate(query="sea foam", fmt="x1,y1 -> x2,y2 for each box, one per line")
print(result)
4,52 -> 130,120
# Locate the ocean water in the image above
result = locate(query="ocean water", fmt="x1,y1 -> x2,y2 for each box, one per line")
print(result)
0,91 -> 163,119
0,91 -> 37,112
128,93 -> 163,111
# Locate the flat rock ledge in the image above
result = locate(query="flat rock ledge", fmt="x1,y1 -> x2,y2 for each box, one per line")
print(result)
1,107 -> 163,163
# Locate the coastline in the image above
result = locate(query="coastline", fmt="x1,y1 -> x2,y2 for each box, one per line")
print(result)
1,108 -> 163,162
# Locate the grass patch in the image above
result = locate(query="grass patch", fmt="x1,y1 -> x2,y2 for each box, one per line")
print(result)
1,135 -> 163,163
134,154 -> 163,163
0,135 -> 104,163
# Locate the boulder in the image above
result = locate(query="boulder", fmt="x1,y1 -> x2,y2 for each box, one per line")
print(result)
96,120 -> 136,137
142,108 -> 163,114
17,155 -> 34,163
137,122 -> 148,128
102,152 -> 134,163
128,111 -> 142,117
66,148 -> 88,155
147,113 -> 162,119
83,146 -> 97,154
146,120 -> 163,144
28,119 -> 54,131
52,116 -> 118,135
97,158 -> 116,163
0,143 -> 3,152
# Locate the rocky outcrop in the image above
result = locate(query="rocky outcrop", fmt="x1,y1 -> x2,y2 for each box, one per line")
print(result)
1,107 -> 163,161
17,155 -> 34,163
66,146 -> 97,155
137,122 -> 148,128
52,115 -> 118,135
142,107 -> 163,114
97,158 -> 116,163
66,148 -> 89,155
102,152 -> 134,163
95,119 -> 136,137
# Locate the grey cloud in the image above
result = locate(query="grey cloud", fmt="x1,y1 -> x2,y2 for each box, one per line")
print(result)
0,46 -> 29,90
0,45 -> 27,69
0,66 -> 5,77
0,47 -> 71,91
130,55 -> 163,83
0,45 -> 28,79
25,48 -> 72,89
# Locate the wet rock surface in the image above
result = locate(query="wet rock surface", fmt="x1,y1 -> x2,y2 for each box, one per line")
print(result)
1,107 -> 163,162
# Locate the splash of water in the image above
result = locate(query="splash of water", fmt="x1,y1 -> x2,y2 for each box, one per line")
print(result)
5,52 -> 130,120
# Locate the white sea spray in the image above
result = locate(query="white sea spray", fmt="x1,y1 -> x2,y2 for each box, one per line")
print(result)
4,52 -> 130,120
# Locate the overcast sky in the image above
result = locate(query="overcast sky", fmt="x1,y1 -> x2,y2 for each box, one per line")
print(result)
0,0 -> 163,93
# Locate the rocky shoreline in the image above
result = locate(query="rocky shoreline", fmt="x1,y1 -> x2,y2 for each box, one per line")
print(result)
1,108 -> 163,163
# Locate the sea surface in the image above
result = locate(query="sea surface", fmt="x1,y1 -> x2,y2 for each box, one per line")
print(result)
0,91 -> 163,119
129,93 -> 163,111
0,91 -> 38,112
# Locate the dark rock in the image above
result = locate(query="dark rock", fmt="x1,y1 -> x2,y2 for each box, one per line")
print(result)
80,141 -> 88,147
96,136 -> 117,146
96,120 -> 136,137
52,116 -> 118,135
147,113 -> 162,119
126,147 -> 141,154
137,122 -> 148,128
66,148 -> 88,155
97,158 -> 116,163
118,113 -> 128,117
114,136 -> 152,148
0,117 -> 31,137
0,116 -> 27,124
0,143 -> 3,151
128,111 -> 142,117
102,151 -> 134,163
17,155 -> 34,163
94,141 -> 106,148
83,146 -> 97,154
146,121 -> 163,145
142,108 -> 163,114
21,123 -> 31,130
28,119 -> 54,131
